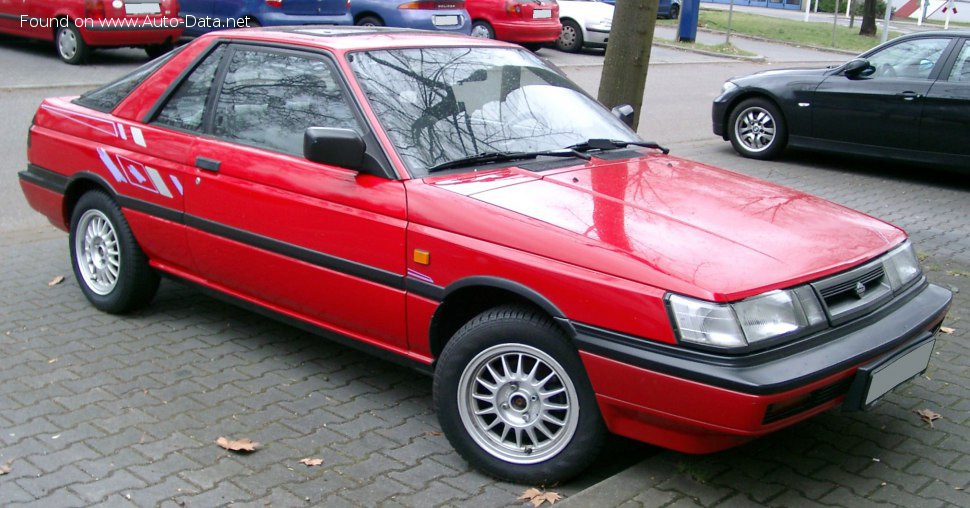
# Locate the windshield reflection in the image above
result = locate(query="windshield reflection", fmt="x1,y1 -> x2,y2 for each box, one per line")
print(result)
348,47 -> 636,177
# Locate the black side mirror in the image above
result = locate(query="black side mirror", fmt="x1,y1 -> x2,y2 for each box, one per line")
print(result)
304,127 -> 365,170
844,58 -> 873,79
611,104 -> 635,127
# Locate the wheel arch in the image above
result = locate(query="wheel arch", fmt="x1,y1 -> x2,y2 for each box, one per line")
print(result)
720,91 -> 787,141
63,172 -> 118,228
353,12 -> 385,25
428,277 -> 575,360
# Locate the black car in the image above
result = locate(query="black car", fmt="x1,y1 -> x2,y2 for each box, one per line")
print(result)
712,31 -> 970,169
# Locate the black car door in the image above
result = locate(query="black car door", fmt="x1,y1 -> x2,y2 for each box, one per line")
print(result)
812,37 -> 952,152
920,38 -> 970,160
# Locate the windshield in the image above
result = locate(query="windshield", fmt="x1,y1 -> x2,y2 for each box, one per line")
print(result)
347,47 -> 637,177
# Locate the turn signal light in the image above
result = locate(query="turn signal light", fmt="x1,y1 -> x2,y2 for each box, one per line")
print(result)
505,0 -> 523,17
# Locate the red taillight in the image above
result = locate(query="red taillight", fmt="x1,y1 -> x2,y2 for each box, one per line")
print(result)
265,0 -> 283,8
505,0 -> 523,17
399,1 -> 465,9
85,0 -> 105,18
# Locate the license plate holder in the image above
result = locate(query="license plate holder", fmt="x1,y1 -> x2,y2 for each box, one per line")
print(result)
125,2 -> 162,15
432,15 -> 460,27
844,336 -> 935,411
533,9 -> 552,19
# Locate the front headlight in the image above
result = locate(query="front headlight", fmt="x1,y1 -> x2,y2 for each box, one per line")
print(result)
668,286 -> 826,349
882,241 -> 921,291
720,81 -> 739,95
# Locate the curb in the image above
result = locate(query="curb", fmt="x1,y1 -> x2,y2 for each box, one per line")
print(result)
655,40 -> 767,62
693,26 -> 861,56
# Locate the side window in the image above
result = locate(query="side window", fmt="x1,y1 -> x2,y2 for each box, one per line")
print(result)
154,45 -> 226,131
947,42 -> 970,82
867,38 -> 950,80
74,49 -> 179,112
212,48 -> 360,157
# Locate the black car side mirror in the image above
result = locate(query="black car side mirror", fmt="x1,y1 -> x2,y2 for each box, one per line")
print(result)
844,58 -> 873,79
612,104 -> 635,127
304,127 -> 366,170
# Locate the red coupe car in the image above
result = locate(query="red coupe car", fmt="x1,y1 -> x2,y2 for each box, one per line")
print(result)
19,27 -> 952,483
0,0 -> 183,64
465,0 -> 560,49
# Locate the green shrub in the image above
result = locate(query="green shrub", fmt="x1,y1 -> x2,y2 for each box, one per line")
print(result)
814,0 -> 887,17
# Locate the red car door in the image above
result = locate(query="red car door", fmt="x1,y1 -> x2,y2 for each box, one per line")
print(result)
157,43 -> 409,352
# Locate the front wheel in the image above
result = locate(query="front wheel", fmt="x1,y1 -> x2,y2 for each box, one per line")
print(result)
433,306 -> 605,484
69,191 -> 159,314
669,4 -> 681,20
727,97 -> 788,160
556,20 -> 584,53
56,24 -> 89,65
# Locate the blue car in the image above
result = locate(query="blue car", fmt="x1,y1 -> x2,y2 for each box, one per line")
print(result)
600,0 -> 680,19
180,0 -> 353,37
351,0 -> 471,34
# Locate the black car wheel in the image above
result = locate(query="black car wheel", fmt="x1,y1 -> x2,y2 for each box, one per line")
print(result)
670,4 -> 680,20
56,24 -> 89,65
356,16 -> 384,27
433,305 -> 605,484
728,97 -> 787,160
556,20 -> 584,53
69,191 -> 160,313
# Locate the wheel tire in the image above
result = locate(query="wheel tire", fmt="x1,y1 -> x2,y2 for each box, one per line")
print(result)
727,97 -> 788,160
556,20 -> 584,53
521,43 -> 543,53
69,191 -> 160,314
433,305 -> 606,484
670,4 -> 680,20
144,41 -> 174,60
471,20 -> 495,39
55,23 -> 89,65
355,16 -> 384,27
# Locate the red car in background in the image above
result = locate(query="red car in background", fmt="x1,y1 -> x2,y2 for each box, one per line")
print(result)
465,0 -> 560,49
0,0 -> 183,64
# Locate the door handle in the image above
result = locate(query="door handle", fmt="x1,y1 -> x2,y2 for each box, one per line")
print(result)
195,156 -> 221,172
897,91 -> 921,101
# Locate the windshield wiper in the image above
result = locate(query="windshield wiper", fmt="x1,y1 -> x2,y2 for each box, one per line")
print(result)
568,139 -> 670,155
426,149 -> 591,174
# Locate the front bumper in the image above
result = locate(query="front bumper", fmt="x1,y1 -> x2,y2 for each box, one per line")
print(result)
584,27 -> 609,47
575,281 -> 952,453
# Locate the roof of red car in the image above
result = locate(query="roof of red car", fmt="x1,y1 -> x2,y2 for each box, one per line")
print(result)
195,26 -> 516,52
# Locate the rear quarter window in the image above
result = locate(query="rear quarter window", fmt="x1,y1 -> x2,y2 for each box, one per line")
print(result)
73,50 -> 180,113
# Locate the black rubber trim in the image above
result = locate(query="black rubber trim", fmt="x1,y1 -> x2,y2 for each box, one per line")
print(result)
593,149 -> 645,161
183,215 -> 405,291
162,272 -> 433,376
19,165 -> 69,194
442,276 -> 567,319
574,282 -> 951,395
406,278 -> 445,301
117,195 -> 184,225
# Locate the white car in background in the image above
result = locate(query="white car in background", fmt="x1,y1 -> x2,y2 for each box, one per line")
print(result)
555,0 -> 615,53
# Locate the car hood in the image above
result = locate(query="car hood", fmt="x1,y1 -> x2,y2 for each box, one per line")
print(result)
732,66 -> 834,83
425,153 -> 905,301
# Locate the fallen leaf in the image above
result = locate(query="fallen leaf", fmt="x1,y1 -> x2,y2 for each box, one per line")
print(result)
299,457 -> 323,467
423,431 -> 443,437
48,276 -> 65,287
518,488 -> 562,507
915,408 -> 942,428
518,488 -> 543,501
939,326 -> 955,334
47,358 -> 58,364
216,436 -> 259,452
0,462 -> 11,475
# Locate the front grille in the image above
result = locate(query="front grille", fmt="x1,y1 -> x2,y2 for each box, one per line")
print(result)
812,257 -> 893,326
763,377 -> 853,424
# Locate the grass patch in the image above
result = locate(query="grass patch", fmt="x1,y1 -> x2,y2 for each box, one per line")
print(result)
658,9 -> 903,53
660,39 -> 758,58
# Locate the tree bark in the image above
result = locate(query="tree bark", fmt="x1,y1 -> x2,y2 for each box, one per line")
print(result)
597,0 -> 661,131
860,0 -> 878,36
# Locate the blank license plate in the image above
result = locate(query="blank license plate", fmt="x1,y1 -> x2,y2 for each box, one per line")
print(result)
432,15 -> 460,27
863,340 -> 934,405
125,3 -> 161,15
533,9 -> 552,19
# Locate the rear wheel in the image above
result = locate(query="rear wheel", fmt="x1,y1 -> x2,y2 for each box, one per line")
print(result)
69,191 -> 159,314
55,24 -> 89,65
471,20 -> 495,39
670,3 -> 681,20
727,97 -> 788,160
356,16 -> 384,27
433,305 -> 605,484
556,20 -> 583,53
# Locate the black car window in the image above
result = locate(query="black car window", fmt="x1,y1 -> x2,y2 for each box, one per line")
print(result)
74,49 -> 180,113
212,48 -> 359,157
947,42 -> 970,82
868,38 -> 950,80
154,45 -> 227,132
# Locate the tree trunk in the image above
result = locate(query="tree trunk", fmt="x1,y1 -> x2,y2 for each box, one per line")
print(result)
860,0 -> 878,36
597,0 -> 661,131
